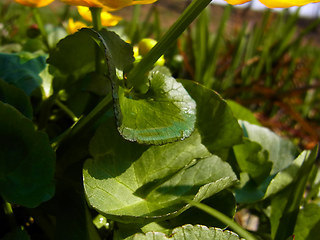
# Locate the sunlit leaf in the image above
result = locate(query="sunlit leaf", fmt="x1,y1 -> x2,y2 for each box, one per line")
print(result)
239,120 -> 299,174
83,119 -> 237,223
125,224 -> 243,240
235,121 -> 300,203
294,203 -> 320,240
233,139 -> 272,184
117,67 -> 196,144
226,100 -> 261,126
0,102 -> 55,208
264,150 -> 311,198
180,80 -> 243,152
270,147 -> 318,239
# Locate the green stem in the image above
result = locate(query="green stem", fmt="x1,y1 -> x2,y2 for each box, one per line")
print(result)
90,7 -> 102,31
55,99 -> 79,122
127,0 -> 212,93
51,92 -> 112,150
32,7 -> 50,51
69,92 -> 112,137
187,200 -> 258,240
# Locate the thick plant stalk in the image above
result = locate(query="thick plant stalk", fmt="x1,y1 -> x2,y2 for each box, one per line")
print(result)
126,0 -> 213,93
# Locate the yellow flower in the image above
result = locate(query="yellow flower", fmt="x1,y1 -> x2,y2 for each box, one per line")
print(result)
67,18 -> 88,34
14,0 -> 55,7
60,0 -> 103,7
224,0 -> 319,8
96,0 -> 158,11
60,0 -> 158,10
77,6 -> 122,27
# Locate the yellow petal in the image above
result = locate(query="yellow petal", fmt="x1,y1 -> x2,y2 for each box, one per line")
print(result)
97,0 -> 158,11
224,0 -> 251,5
77,6 -> 122,27
100,10 -> 122,26
60,0 -> 104,7
15,0 -> 54,7
259,0 -> 319,8
67,18 -> 88,34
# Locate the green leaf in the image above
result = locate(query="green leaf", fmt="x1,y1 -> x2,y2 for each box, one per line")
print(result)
0,79 -> 33,119
83,119 -> 237,223
47,28 -> 134,77
264,150 -> 311,198
294,203 -> 320,240
52,28 -> 195,145
226,100 -> 261,126
235,173 -> 269,203
125,224 -> 243,240
117,67 -> 196,144
0,102 -> 55,208
180,80 -> 243,152
0,52 -> 46,95
47,30 -> 95,77
270,147 -> 318,240
233,139 -> 272,184
97,29 -> 134,72
235,149 -> 311,203
234,122 -> 300,203
239,120 -> 299,174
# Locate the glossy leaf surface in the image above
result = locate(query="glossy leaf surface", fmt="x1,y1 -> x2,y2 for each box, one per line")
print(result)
83,119 -> 237,223
118,67 -> 196,144
125,224 -> 242,240
180,80 -> 243,152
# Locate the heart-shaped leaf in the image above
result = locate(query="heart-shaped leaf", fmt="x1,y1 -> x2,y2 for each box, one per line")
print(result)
117,67 -> 197,144
0,102 -> 55,207
47,29 -> 96,77
83,119 -> 237,223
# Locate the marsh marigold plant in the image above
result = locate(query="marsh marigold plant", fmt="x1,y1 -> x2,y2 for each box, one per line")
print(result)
225,0 -> 320,8
15,0 -> 55,7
